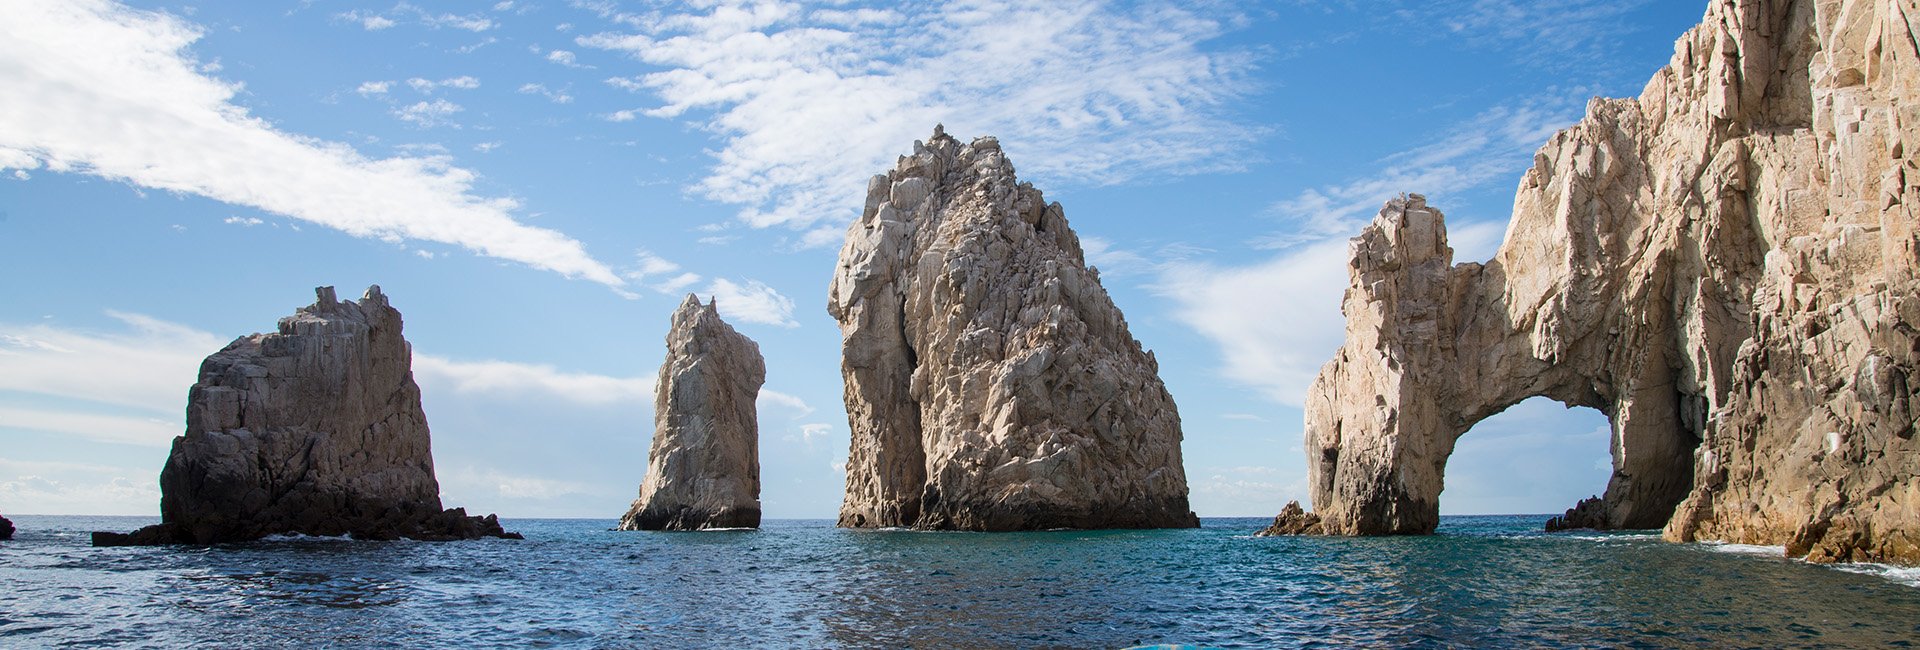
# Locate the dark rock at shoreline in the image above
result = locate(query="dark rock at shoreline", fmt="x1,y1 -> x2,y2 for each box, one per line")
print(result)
92,286 -> 519,546
1254,501 -> 1324,537
1545,496 -> 1607,532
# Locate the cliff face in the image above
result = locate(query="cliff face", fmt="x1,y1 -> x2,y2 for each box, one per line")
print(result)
828,127 -> 1198,531
620,295 -> 765,531
94,286 -> 517,545
1299,0 -> 1918,564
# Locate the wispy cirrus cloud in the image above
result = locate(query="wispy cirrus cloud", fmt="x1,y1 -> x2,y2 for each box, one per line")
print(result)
1156,96 -> 1565,406
579,0 -> 1258,242
0,0 -> 623,287
703,278 -> 798,328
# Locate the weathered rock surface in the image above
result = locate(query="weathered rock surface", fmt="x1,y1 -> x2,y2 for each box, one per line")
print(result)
1255,501 -> 1323,537
1545,497 -> 1608,532
828,127 -> 1198,531
0,513 -> 14,540
1291,0 -> 1919,564
620,295 -> 765,531
93,286 -> 519,545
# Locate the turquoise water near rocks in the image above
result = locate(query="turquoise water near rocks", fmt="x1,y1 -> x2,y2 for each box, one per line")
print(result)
4,515 -> 1919,648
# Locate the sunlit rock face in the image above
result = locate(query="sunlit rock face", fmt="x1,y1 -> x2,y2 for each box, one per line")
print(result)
620,295 -> 765,531
1293,0 -> 1920,565
828,127 -> 1198,531
93,286 -> 518,546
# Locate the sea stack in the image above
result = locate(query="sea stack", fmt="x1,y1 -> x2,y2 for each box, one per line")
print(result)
93,286 -> 519,545
1286,0 -> 1919,565
827,127 -> 1198,531
619,295 -> 765,531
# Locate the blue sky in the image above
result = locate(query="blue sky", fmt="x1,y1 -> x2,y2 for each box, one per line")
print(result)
0,0 -> 1705,519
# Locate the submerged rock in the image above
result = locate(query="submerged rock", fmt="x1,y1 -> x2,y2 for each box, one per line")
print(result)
828,127 -> 1197,531
620,295 -> 765,531
1292,0 -> 1920,564
93,286 -> 520,545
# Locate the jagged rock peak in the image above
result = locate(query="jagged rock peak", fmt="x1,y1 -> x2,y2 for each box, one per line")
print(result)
1287,0 -> 1920,565
92,285 -> 519,546
828,127 -> 1198,531
620,293 -> 765,531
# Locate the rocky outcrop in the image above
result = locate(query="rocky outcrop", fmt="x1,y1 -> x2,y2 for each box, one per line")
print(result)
1255,501 -> 1323,537
93,286 -> 519,545
619,295 -> 765,531
828,127 -> 1198,531
1545,497 -> 1608,532
1291,0 -> 1919,564
0,513 -> 14,540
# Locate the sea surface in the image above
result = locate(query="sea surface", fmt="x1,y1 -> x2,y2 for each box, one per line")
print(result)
4,515 -> 1919,648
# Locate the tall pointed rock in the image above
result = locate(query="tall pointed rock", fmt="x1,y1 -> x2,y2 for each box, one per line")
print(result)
94,286 -> 517,545
828,128 -> 1198,531
620,295 -> 766,530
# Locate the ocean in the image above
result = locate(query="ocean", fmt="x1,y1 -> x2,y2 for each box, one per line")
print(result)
4,515 -> 1918,648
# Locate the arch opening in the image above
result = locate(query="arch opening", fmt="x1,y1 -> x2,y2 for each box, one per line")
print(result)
1438,396 -> 1612,519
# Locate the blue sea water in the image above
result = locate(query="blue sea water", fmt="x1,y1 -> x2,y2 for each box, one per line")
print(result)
4,515 -> 1919,648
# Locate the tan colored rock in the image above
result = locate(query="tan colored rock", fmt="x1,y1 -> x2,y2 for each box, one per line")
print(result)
93,286 -> 518,546
828,126 -> 1198,531
620,295 -> 765,531
1254,501 -> 1322,537
1293,0 -> 1919,565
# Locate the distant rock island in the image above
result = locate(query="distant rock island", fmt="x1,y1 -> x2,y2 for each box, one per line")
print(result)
620,295 -> 765,531
1279,0 -> 1918,564
828,127 -> 1198,530
0,512 -> 14,540
93,286 -> 519,546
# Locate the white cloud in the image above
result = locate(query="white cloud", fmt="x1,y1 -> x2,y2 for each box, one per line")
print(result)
546,49 -> 589,67
604,109 -> 638,122
394,99 -> 464,127
473,141 -> 503,153
423,11 -> 495,32
759,389 -> 813,418
516,82 -> 574,104
795,423 -> 832,445
1158,97 -> 1573,406
0,405 -> 177,446
356,80 -> 392,96
622,250 -> 703,295
223,215 -> 263,226
0,0 -> 624,286
578,0 -> 1257,237
0,463 -> 162,516
412,353 -> 654,405
407,75 -> 480,93
702,278 -> 798,328
442,466 -> 599,501
338,10 -> 396,31
1259,98 -> 1580,249
0,311 -> 225,415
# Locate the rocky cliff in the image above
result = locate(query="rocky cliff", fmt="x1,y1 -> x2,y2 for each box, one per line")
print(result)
1292,0 -> 1918,564
94,286 -> 518,545
828,127 -> 1198,531
620,295 -> 765,531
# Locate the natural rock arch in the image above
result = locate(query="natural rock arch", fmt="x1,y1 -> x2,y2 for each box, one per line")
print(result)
1289,0 -> 1919,565
1304,195 -> 1713,534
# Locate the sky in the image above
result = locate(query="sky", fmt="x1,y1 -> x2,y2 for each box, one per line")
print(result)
0,0 -> 1708,519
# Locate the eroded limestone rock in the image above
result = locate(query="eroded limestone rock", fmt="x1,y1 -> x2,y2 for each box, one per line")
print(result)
1292,0 -> 1919,564
828,127 -> 1198,531
619,295 -> 765,531
93,286 -> 519,545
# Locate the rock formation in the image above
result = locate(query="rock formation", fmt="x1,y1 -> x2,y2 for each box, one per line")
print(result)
1255,501 -> 1323,537
620,295 -> 765,531
1545,497 -> 1608,532
0,512 -> 14,540
828,127 -> 1198,531
1289,0 -> 1918,564
93,286 -> 519,546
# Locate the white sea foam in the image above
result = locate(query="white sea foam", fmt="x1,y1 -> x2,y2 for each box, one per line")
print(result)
1829,562 -> 1920,588
1701,542 -> 1787,557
